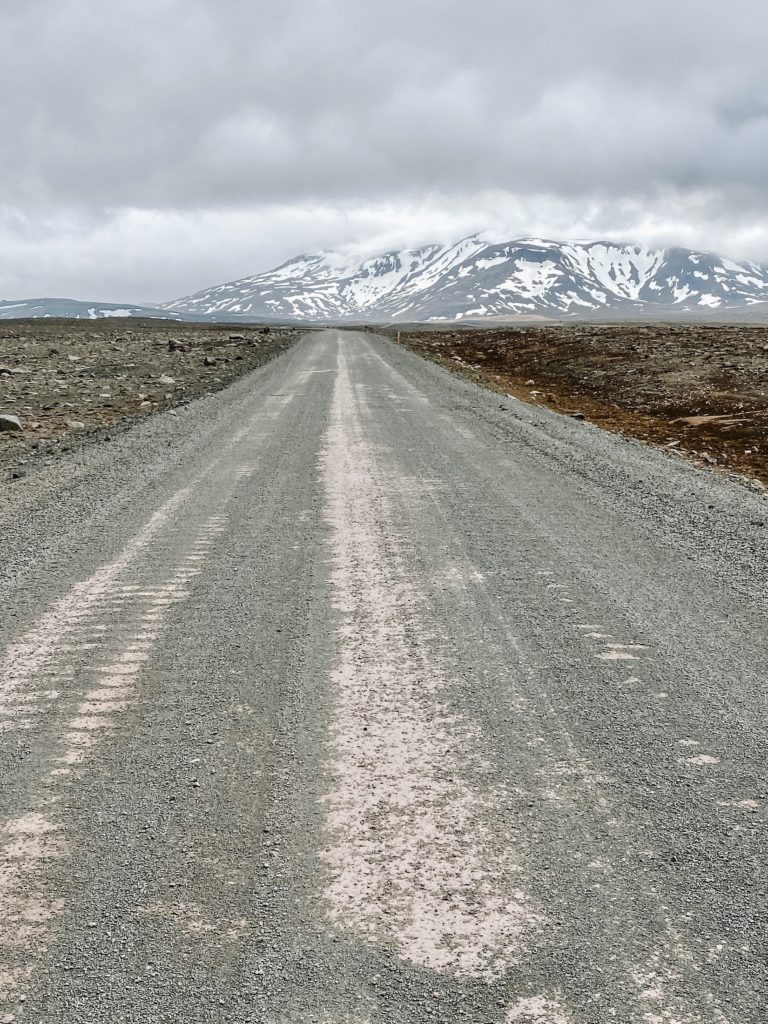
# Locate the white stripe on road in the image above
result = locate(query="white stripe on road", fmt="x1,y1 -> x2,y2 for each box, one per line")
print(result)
0,487 -> 191,714
506,996 -> 573,1023
319,343 -> 536,980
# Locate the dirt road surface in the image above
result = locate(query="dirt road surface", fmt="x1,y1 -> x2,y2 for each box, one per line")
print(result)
1,331 -> 766,1023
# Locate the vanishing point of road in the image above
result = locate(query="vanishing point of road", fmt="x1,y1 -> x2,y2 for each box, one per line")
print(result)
0,331 -> 766,1023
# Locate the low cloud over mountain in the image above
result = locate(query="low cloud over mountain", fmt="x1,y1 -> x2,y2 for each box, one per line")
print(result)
164,237 -> 768,322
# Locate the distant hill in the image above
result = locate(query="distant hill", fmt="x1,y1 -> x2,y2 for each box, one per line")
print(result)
0,298 -> 186,320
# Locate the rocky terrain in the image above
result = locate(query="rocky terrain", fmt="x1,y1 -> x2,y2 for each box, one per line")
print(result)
0,319 -> 303,481
386,321 -> 768,488
4,318 -> 767,493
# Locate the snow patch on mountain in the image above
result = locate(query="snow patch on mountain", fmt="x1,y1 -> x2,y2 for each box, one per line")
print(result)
5,238 -> 768,324
0,298 -> 186,320
165,236 -> 768,322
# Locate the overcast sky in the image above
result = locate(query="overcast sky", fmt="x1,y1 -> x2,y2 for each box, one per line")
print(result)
1,0 -> 767,302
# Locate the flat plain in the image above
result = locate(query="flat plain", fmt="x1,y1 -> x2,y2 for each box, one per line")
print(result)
389,320 -> 768,486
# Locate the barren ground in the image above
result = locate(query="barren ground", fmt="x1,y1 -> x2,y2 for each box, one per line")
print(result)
384,321 -> 768,488
1,331 -> 766,1022
0,319 -> 304,481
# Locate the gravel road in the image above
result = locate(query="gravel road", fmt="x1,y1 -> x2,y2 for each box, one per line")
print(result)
1,330 -> 766,1023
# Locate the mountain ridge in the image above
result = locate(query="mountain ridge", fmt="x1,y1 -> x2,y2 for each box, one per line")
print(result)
0,298 -> 188,321
163,236 -> 768,322
4,237 -> 768,322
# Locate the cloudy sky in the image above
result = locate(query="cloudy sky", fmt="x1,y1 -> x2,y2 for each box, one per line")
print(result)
1,0 -> 766,302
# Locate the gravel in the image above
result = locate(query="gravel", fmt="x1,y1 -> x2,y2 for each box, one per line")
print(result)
0,330 -> 766,1023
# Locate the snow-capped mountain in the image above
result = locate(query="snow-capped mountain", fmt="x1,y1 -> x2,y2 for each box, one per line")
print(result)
0,298 -> 187,320
4,238 -> 768,323
164,237 -> 768,322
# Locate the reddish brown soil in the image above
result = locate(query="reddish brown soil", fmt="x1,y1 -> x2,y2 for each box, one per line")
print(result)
385,322 -> 768,487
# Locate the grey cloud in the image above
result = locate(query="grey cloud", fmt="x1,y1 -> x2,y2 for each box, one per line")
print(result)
3,0 -> 768,205
1,0 -> 767,298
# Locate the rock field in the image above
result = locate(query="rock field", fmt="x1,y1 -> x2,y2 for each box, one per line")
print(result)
0,319 -> 304,481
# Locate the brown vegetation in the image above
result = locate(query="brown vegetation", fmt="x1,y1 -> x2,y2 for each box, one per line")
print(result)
387,322 -> 768,487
